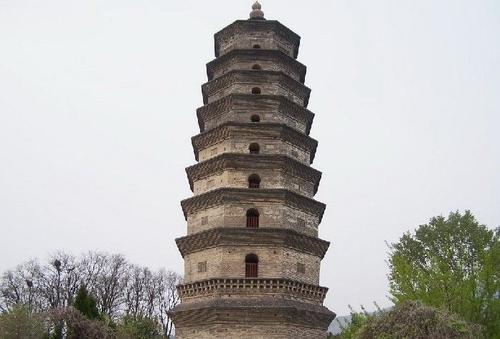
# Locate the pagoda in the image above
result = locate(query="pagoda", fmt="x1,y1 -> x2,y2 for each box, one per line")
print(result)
170,3 -> 335,338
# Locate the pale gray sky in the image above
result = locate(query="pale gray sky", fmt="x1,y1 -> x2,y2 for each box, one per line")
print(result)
0,0 -> 499,315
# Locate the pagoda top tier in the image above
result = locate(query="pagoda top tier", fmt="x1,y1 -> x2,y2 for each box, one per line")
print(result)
214,16 -> 301,59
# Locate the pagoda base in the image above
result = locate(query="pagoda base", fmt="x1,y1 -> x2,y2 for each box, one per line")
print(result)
171,298 -> 335,339
176,324 -> 328,339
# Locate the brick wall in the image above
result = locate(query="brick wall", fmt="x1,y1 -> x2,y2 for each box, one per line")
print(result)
211,59 -> 302,82
176,324 -> 327,339
183,245 -> 321,284
173,16 -> 335,337
202,106 -> 309,134
187,203 -> 319,237
207,82 -> 304,106
198,139 -> 310,165
192,168 -> 315,197
218,33 -> 295,58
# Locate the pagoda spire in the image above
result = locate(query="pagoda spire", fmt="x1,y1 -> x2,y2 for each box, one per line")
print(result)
249,1 -> 265,20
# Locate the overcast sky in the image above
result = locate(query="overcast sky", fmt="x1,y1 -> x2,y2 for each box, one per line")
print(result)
0,0 -> 499,316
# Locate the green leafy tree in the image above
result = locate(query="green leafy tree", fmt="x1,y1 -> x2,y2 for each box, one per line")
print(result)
74,285 -> 100,320
388,210 -> 499,336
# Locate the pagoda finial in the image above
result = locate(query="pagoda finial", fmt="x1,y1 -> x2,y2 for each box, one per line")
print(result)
249,1 -> 265,20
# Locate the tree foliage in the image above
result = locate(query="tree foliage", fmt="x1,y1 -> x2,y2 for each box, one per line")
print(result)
388,211 -> 499,336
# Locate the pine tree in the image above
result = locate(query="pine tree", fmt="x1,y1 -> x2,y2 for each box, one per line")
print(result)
73,285 -> 100,320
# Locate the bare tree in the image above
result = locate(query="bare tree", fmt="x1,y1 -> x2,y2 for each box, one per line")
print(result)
124,266 -> 153,318
79,251 -> 108,294
0,251 -> 182,337
93,254 -> 129,318
156,270 -> 182,337
0,260 -> 45,313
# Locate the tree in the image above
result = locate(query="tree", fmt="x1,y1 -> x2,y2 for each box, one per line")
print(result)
0,251 -> 181,337
0,252 -> 81,314
155,269 -> 182,337
92,254 -> 129,318
124,266 -> 154,319
388,210 -> 499,336
74,285 -> 100,320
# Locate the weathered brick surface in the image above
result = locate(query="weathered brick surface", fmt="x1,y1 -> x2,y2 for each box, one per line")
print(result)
192,123 -> 318,166
207,50 -> 306,83
177,277 -> 329,306
216,32 -> 297,59
186,154 -> 321,197
172,298 -> 334,339
176,228 -> 330,265
203,109 -> 307,134
197,135 -> 311,165
176,324 -> 327,339
183,245 -> 321,284
218,33 -> 296,58
186,202 -> 320,237
173,11 -> 334,338
214,21 -> 300,59
192,168 -> 316,197
203,71 -> 310,107
197,95 -> 315,134
211,58 -> 303,82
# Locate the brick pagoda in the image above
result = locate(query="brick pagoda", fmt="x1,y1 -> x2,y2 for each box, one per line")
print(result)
170,3 -> 336,338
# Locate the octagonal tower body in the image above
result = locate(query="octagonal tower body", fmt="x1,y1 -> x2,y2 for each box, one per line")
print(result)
171,6 -> 335,339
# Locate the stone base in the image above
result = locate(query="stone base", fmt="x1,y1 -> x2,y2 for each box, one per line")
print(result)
171,298 -> 335,339
176,324 -> 328,339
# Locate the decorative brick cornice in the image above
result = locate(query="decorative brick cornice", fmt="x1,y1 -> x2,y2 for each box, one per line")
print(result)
196,94 -> 315,134
214,20 -> 301,58
201,70 -> 311,107
177,278 -> 329,304
185,153 -> 321,194
175,227 -> 330,259
206,49 -> 306,83
191,122 -> 318,163
180,187 -> 326,222
170,296 -> 335,329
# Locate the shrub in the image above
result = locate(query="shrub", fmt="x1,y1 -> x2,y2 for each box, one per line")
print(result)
357,301 -> 483,339
0,306 -> 45,338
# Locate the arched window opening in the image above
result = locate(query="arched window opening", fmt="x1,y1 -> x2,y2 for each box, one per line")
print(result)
251,87 -> 261,95
246,209 -> 259,228
253,44 -> 261,49
248,174 -> 261,188
245,254 -> 259,277
249,143 -> 260,154
250,114 -> 261,122
252,64 -> 262,70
